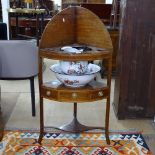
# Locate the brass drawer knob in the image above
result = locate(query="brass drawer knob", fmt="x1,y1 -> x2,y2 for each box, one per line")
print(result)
72,93 -> 77,99
98,91 -> 103,97
46,91 -> 51,96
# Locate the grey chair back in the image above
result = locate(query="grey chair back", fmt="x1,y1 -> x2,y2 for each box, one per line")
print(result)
0,40 -> 38,78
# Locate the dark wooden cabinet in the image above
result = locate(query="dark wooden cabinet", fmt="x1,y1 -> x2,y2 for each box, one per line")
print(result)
113,0 -> 155,119
106,28 -> 119,71
8,8 -> 45,45
81,4 -> 112,25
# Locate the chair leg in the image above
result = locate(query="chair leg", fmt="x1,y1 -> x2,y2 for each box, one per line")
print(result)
30,77 -> 36,117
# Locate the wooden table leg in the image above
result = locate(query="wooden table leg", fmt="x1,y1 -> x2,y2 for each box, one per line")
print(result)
105,97 -> 110,145
58,102 -> 104,132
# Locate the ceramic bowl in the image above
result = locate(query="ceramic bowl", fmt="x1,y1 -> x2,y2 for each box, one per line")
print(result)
59,61 -> 88,75
50,63 -> 100,87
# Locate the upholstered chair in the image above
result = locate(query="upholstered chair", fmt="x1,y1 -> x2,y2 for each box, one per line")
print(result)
0,40 -> 38,116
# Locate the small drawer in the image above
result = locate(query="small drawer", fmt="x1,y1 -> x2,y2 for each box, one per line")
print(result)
91,90 -> 109,100
41,88 -> 57,100
59,91 -> 91,102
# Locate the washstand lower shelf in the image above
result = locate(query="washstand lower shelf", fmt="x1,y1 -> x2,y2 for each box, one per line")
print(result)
41,80 -> 109,102
38,80 -> 111,145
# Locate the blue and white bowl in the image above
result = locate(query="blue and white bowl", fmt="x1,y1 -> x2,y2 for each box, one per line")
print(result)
50,63 -> 100,87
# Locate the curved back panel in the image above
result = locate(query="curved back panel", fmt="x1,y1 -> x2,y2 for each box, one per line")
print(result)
76,6 -> 112,49
40,6 -> 112,50
40,8 -> 76,48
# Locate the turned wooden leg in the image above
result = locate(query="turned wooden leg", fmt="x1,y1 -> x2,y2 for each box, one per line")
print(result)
38,97 -> 44,144
105,97 -> 110,145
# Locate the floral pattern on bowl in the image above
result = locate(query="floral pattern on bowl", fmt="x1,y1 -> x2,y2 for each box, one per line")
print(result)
60,61 -> 88,75
50,63 -> 100,87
